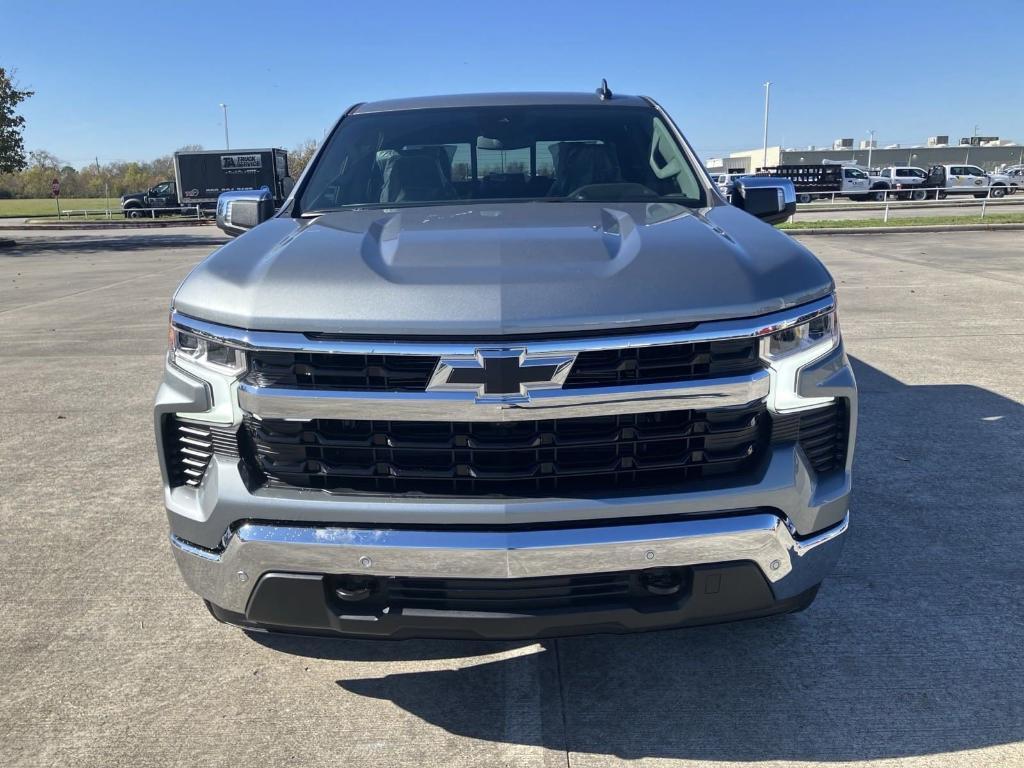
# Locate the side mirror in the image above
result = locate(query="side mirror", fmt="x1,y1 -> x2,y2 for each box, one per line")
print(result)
216,189 -> 273,236
729,176 -> 796,224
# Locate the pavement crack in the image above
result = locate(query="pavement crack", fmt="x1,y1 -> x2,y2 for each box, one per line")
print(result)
553,639 -> 572,768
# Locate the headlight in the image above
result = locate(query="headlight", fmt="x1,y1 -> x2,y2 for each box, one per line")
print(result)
761,311 -> 838,362
170,326 -> 246,376
760,309 -> 840,412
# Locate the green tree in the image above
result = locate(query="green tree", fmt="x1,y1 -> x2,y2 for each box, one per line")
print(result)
0,67 -> 34,174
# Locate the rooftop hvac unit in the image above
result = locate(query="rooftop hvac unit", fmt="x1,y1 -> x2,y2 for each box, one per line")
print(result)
833,138 -> 854,149
927,135 -> 949,146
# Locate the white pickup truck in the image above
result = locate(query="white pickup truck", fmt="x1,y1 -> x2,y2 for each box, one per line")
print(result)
924,164 -> 1013,199
868,167 -> 929,201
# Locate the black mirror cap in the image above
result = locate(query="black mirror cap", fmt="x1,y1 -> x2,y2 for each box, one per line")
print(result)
730,176 -> 796,225
216,188 -> 274,237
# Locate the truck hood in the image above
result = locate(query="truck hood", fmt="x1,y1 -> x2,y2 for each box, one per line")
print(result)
173,202 -> 834,336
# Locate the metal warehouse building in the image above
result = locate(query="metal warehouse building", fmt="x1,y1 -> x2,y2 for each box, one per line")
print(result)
708,142 -> 1024,174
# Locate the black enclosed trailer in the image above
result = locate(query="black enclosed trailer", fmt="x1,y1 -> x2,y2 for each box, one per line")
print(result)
174,148 -> 291,209
756,165 -> 843,200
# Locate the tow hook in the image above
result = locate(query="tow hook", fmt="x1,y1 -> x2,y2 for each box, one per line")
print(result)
641,568 -> 684,596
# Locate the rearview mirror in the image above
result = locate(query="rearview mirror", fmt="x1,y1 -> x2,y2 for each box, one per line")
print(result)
729,176 -> 796,224
216,188 -> 273,236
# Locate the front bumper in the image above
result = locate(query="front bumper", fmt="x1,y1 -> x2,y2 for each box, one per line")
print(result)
172,510 -> 847,639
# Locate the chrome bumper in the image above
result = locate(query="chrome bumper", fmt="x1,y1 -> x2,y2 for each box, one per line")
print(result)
171,511 -> 848,615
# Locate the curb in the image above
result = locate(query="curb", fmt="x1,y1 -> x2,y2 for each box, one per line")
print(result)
0,219 -> 213,231
782,223 -> 1024,235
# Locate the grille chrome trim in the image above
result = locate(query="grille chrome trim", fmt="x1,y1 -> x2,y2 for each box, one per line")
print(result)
170,295 -> 835,357
238,370 -> 769,422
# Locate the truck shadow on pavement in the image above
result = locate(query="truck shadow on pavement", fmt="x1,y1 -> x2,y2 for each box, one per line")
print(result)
258,357 -> 1024,761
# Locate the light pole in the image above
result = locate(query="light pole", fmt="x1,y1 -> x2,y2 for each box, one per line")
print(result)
220,103 -> 230,150
965,123 -> 978,164
866,129 -> 875,170
762,81 -> 771,170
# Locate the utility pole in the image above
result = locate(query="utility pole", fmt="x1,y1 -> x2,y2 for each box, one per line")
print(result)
762,81 -> 771,169
965,123 -> 978,164
220,103 -> 230,150
95,156 -> 109,216
866,129 -> 875,170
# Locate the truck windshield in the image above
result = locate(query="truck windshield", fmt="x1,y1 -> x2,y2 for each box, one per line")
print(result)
298,105 -> 706,213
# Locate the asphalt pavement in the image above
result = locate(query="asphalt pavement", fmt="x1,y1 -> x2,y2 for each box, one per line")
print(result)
1,225 -> 1022,767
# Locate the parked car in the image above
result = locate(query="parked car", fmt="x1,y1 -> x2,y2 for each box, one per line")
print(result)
923,164 -> 1011,199
868,167 -> 929,201
120,148 -> 292,218
707,171 -> 744,197
1003,165 -> 1024,194
157,89 -> 855,639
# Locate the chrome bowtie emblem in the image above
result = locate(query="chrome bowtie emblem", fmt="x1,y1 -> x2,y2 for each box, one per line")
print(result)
427,349 -> 576,401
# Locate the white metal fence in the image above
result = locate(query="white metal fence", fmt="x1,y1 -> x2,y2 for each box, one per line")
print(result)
57,205 -> 205,221
788,185 -> 1021,222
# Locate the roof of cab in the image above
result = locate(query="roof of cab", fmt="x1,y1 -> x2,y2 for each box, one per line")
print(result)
350,91 -> 651,114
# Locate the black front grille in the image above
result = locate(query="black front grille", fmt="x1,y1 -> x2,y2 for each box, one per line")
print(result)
245,338 -> 762,393
243,403 -> 769,497
366,571 -> 686,612
563,338 -> 761,388
164,416 -> 240,488
245,351 -> 439,391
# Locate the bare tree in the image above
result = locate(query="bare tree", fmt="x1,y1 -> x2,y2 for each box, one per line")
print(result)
289,138 -> 319,179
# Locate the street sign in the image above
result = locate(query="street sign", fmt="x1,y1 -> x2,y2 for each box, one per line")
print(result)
51,178 -> 60,197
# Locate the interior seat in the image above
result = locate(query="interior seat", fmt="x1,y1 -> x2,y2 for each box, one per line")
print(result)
377,149 -> 458,203
546,142 -> 623,197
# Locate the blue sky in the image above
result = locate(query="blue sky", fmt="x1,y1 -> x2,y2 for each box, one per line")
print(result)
3,0 -> 1022,167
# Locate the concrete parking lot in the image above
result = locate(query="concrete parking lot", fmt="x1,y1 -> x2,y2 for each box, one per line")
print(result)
1,225 -> 1022,767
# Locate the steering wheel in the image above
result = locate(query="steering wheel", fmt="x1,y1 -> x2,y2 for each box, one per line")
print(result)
568,183 -> 660,201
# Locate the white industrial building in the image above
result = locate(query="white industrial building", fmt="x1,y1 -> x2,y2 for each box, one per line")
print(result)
707,135 -> 1023,174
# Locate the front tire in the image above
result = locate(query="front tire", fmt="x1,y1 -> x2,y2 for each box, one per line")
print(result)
797,193 -> 812,204
990,185 -> 1007,199
124,207 -> 144,219
910,189 -> 927,201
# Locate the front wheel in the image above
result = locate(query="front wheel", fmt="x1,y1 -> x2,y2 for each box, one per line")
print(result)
797,193 -> 812,204
990,186 -> 1007,199
870,189 -> 887,202
124,207 -> 144,219
910,189 -> 927,201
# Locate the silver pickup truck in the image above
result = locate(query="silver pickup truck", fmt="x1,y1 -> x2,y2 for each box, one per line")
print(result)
156,89 -> 856,639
